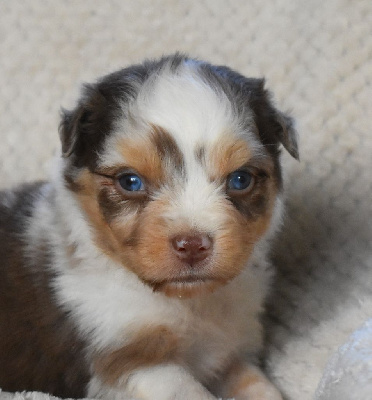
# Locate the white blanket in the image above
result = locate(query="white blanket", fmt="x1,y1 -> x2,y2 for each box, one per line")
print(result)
315,319 -> 372,400
0,392 -> 65,400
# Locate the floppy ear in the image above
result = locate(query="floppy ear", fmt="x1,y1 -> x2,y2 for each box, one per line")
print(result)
271,108 -> 299,160
59,84 -> 105,159
244,78 -> 299,160
58,84 -> 113,168
59,104 -> 85,158
208,65 -> 299,160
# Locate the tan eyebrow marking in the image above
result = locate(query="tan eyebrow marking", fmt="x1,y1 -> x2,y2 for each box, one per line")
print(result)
117,137 -> 164,184
114,124 -> 185,184
208,135 -> 253,180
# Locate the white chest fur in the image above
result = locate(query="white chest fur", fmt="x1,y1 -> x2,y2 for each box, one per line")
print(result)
53,246 -> 271,382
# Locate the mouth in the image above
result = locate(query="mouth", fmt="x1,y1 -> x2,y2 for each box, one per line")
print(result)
151,276 -> 226,298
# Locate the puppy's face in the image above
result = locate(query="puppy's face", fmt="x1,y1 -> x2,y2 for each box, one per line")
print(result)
60,56 -> 298,298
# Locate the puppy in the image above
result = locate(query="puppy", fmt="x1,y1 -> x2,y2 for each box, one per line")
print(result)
0,54 -> 298,400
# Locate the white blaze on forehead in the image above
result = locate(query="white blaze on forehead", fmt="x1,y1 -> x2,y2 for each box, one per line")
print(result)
135,62 -> 237,145
108,61 -> 249,161
130,63 -> 228,233
103,60 -> 261,170
132,61 -> 258,168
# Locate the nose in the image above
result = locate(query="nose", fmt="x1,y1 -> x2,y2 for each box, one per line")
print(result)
170,233 -> 213,265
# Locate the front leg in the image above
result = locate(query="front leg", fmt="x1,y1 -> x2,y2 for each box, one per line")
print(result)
89,363 -> 217,400
221,361 -> 283,400
127,364 -> 218,400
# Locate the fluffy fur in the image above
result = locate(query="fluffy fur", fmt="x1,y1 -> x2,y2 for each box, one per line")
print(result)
0,54 -> 298,400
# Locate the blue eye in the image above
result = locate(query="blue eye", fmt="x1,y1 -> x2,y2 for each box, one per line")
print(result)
227,170 -> 253,191
118,173 -> 144,192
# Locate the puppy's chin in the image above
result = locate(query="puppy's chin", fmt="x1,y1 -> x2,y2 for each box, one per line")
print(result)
150,277 -> 228,299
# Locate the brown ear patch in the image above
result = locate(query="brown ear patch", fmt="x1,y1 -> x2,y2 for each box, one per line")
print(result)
94,325 -> 180,385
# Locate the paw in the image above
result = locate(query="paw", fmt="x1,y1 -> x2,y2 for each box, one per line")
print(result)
222,362 -> 283,400
233,380 -> 283,400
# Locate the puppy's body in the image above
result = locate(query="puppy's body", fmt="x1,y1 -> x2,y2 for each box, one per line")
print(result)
0,183 -> 90,397
0,55 -> 297,399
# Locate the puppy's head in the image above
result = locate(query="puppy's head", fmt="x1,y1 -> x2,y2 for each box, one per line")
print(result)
59,55 -> 298,298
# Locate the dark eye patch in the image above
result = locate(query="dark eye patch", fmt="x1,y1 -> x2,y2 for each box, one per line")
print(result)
227,172 -> 271,219
98,185 -> 148,223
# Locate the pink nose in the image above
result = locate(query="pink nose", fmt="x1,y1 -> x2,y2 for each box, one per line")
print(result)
170,234 -> 213,265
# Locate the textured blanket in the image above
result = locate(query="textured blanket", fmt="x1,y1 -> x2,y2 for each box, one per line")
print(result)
0,392 -> 74,400
315,319 -> 372,400
0,1 -> 371,399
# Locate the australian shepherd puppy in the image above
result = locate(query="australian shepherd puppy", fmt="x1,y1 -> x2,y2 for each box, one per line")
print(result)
0,54 -> 298,400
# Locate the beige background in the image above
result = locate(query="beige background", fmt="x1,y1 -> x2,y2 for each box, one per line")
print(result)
0,1 -> 371,399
